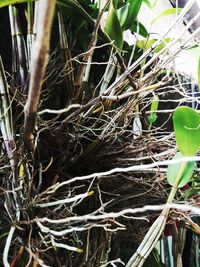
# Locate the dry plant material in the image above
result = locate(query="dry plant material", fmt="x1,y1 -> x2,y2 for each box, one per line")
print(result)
0,0 -> 200,266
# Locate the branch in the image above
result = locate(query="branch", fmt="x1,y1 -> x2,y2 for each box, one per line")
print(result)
3,226 -> 15,267
20,203 -> 200,225
23,0 -> 56,151
36,155 -> 200,196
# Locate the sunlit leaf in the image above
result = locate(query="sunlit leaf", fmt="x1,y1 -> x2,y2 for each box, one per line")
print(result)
167,152 -> 195,188
151,8 -> 182,24
137,38 -> 171,52
117,3 -> 129,27
173,106 -> 200,156
124,0 -> 143,29
0,0 -> 31,7
150,95 -> 159,112
106,1 -> 123,48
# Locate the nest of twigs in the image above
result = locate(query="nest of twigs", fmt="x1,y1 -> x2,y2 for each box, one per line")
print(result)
2,57 -> 200,266
1,2 -> 200,265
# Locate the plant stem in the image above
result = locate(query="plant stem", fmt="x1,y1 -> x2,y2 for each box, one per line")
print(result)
24,0 -> 56,151
167,161 -> 187,204
126,159 -> 188,267
3,226 -> 15,267
27,0 -> 34,67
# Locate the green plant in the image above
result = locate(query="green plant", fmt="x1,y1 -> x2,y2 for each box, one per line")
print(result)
127,106 -> 200,267
0,0 -> 200,266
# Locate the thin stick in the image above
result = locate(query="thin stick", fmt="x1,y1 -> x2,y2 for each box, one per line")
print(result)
3,226 -> 15,267
19,203 -> 200,225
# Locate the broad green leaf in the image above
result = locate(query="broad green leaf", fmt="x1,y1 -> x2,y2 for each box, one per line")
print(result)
106,1 -> 123,48
173,106 -> 200,156
137,38 -> 171,52
198,56 -> 200,88
117,3 -> 129,27
167,152 -> 195,188
124,0 -> 143,29
151,8 -> 182,24
130,21 -> 148,38
0,0 -> 31,7
112,0 -> 119,9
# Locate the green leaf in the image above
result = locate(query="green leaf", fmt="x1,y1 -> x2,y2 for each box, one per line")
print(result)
143,0 -> 152,9
124,0 -> 143,29
137,38 -> 171,52
148,113 -> 157,124
198,56 -> 200,88
167,152 -> 195,188
106,1 -> 123,48
152,0 -> 160,8
130,21 -> 148,38
117,3 -> 129,27
0,0 -> 31,7
112,0 -> 119,9
148,95 -> 159,124
173,106 -> 200,156
151,8 -> 182,24
150,95 -> 159,112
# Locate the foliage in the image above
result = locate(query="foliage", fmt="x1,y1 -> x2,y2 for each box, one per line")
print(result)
0,0 -> 200,266
167,151 -> 195,188
106,1 -> 123,48
0,0 -> 29,7
148,95 -> 159,125
151,7 -> 182,24
173,106 -> 200,156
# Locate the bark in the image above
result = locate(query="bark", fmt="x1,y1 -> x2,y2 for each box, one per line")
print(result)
23,0 -> 56,151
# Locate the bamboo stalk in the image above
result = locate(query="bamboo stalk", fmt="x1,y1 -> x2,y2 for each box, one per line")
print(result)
0,56 -> 20,267
0,56 -> 15,169
58,9 -> 75,105
23,0 -> 56,151
27,0 -> 35,68
99,49 -> 117,95
9,6 -> 28,88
